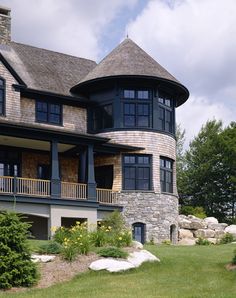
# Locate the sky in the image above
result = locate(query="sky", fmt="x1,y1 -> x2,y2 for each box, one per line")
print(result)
1,0 -> 235,146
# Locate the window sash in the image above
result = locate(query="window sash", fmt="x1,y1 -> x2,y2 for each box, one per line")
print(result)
160,158 -> 173,193
36,101 -> 62,125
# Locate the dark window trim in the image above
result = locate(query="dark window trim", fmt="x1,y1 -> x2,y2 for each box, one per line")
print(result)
122,154 -> 153,191
35,100 -> 63,126
92,102 -> 114,132
160,156 -> 173,193
0,76 -> 6,116
157,93 -> 174,134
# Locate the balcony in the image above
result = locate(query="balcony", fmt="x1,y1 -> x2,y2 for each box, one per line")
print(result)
0,176 -> 119,205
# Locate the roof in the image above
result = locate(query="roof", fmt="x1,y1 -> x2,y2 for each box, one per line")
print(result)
0,42 -> 97,97
75,38 -> 180,86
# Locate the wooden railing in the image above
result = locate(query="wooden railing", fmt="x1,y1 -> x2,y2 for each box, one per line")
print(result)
97,188 -> 118,205
0,176 -> 119,205
0,176 -> 14,193
17,177 -> 51,197
61,182 -> 87,200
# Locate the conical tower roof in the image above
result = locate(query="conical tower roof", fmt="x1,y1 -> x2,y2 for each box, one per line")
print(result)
71,38 -> 189,105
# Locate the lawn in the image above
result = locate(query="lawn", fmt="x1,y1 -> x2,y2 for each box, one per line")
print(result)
0,244 -> 236,298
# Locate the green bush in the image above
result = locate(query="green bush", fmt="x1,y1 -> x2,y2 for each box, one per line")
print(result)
0,212 -> 38,289
181,206 -> 207,219
90,225 -> 110,247
103,210 -> 125,232
231,249 -> 236,265
162,240 -> 171,245
98,247 -> 128,259
219,232 -> 234,244
38,241 -> 62,254
53,226 -> 71,244
196,237 -> 210,245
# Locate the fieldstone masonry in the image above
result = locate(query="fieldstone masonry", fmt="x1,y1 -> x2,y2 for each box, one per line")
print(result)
118,192 -> 179,243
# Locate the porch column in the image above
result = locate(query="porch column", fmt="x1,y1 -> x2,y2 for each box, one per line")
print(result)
50,140 -> 61,198
79,147 -> 87,183
87,144 -> 97,201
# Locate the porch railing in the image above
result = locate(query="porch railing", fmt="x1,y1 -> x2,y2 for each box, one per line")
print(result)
17,177 -> 51,197
0,176 -> 14,194
61,182 -> 87,200
97,188 -> 119,205
0,176 -> 119,205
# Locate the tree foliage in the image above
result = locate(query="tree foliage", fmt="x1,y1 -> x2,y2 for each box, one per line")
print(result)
177,120 -> 236,222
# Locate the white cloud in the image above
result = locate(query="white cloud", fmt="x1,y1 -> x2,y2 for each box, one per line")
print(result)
126,0 -> 236,144
1,0 -> 138,60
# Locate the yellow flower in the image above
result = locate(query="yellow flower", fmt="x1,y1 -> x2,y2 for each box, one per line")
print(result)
76,221 -> 80,225
118,237 -> 122,241
50,226 -> 58,232
105,229 -> 109,232
108,226 -> 112,230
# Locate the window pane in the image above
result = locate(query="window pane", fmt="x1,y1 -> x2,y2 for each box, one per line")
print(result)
49,113 -> 60,124
124,103 -> 135,115
137,179 -> 149,190
124,167 -> 135,179
158,97 -> 164,104
103,104 -> 113,128
0,89 -> 4,102
165,99 -> 171,107
124,90 -> 135,99
124,115 -> 135,126
158,107 -> 165,130
0,103 -> 3,115
137,90 -> 149,99
50,104 -> 60,114
0,79 -> 4,87
37,111 -> 47,122
124,179 -> 135,190
37,102 -> 47,112
137,116 -> 149,127
138,104 -> 149,115
124,156 -> 135,164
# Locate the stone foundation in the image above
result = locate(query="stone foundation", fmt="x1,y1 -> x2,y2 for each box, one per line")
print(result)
118,192 -> 178,244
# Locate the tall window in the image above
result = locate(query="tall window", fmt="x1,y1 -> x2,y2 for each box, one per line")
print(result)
36,101 -> 62,125
0,78 -> 5,115
158,94 -> 174,133
123,154 -> 151,190
92,104 -> 113,131
123,89 -> 151,128
160,157 -> 173,193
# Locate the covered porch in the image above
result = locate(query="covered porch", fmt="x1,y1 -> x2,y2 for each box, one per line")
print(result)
0,122 -> 140,205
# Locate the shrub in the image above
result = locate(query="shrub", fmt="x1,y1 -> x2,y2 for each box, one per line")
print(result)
103,210 -> 125,233
0,212 -> 38,289
231,249 -> 236,265
53,226 -> 71,244
38,241 -> 62,254
181,206 -> 207,219
90,225 -> 110,247
196,237 -> 210,245
98,247 -> 128,259
219,232 -> 234,244
162,240 -> 171,245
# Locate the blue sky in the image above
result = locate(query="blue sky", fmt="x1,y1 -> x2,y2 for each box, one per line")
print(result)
1,0 -> 235,145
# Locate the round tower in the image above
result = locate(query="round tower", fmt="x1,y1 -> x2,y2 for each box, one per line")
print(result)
71,38 -> 189,243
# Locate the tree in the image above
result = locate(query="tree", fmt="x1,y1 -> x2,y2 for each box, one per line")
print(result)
181,120 -> 236,222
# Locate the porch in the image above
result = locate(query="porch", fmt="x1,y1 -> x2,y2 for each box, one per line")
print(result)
0,176 -> 118,204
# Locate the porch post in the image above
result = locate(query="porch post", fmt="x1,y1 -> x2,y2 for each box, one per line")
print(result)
50,140 -> 61,198
87,144 -> 97,201
79,147 -> 87,183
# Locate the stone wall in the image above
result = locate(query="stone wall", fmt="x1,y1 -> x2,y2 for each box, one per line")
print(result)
97,131 -> 177,194
0,8 -> 11,44
118,192 -> 179,243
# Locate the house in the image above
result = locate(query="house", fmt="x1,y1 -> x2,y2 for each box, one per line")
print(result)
0,6 -> 189,243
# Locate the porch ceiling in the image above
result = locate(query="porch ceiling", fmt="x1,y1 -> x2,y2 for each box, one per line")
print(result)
0,135 -> 75,152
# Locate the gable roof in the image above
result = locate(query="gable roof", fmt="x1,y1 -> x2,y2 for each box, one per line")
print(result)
0,42 -> 96,97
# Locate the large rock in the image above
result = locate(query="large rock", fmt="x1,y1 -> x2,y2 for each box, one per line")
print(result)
31,254 -> 56,263
215,230 -> 226,238
225,225 -> 236,238
132,241 -> 143,249
179,229 -> 194,239
194,229 -> 215,238
127,250 -> 160,267
207,238 -> 217,244
179,218 -> 192,229
204,217 -> 218,225
89,259 -> 135,272
189,219 -> 207,230
178,238 -> 196,246
208,223 -> 228,231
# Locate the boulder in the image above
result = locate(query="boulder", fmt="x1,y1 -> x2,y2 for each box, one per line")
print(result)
207,238 -> 217,244
178,238 -> 196,246
225,225 -> 236,238
31,254 -> 56,263
132,241 -> 143,249
194,229 -> 215,238
204,217 -> 218,225
208,223 -> 228,231
189,219 -> 207,230
127,250 -> 160,267
89,259 -> 135,272
215,230 -> 226,239
179,229 -> 194,239
179,218 -> 192,229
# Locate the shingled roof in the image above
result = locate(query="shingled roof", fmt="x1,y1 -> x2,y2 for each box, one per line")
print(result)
0,42 -> 96,97
74,38 -> 180,86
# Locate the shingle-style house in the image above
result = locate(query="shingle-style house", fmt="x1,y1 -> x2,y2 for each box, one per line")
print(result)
0,6 -> 189,243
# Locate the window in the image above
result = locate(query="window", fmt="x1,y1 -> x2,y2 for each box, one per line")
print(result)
36,101 -> 62,125
160,157 -> 173,193
92,104 -> 113,131
0,78 -> 5,115
157,94 -> 174,133
123,89 -> 151,128
123,155 -> 151,190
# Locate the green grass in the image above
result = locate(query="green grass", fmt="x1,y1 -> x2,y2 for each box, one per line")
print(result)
27,240 -> 50,253
1,244 -> 236,298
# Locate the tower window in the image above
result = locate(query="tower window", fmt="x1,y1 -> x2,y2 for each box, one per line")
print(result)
157,94 -> 174,133
0,78 -> 5,116
160,157 -> 173,193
